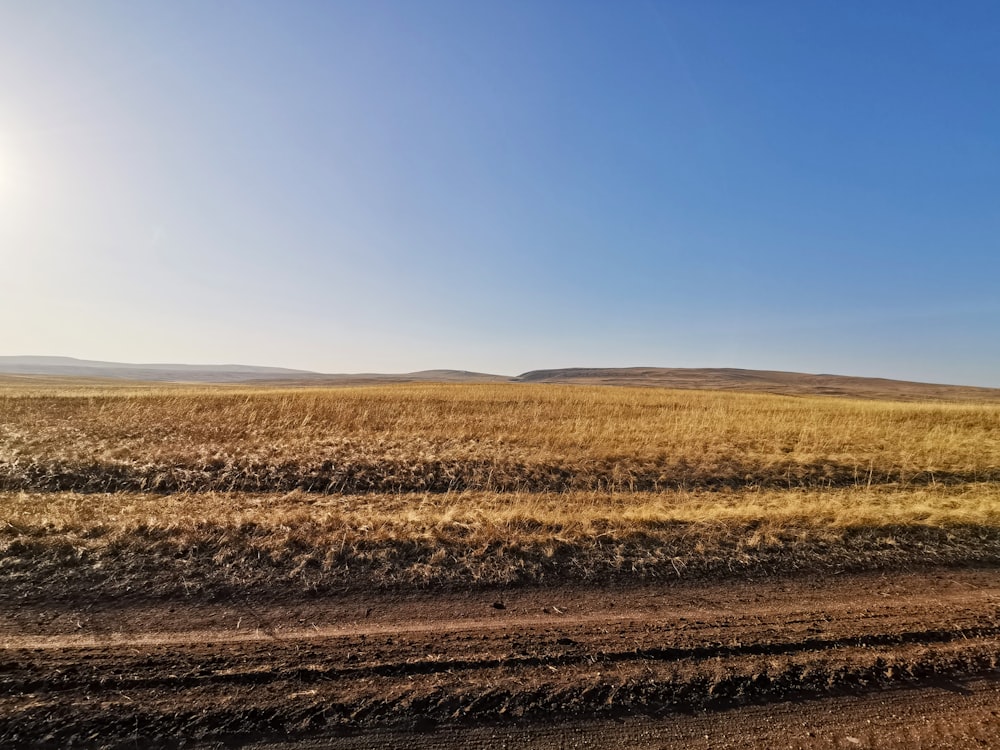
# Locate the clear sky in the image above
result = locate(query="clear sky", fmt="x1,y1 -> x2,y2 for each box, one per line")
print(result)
2,2 -> 998,384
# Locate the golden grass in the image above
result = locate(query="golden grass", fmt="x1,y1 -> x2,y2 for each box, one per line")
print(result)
8,484 -> 1000,538
4,485 -> 1000,597
3,382 -> 999,597
2,383 -> 999,492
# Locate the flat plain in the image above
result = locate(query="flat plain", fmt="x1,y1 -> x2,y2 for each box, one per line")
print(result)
2,380 -> 1000,747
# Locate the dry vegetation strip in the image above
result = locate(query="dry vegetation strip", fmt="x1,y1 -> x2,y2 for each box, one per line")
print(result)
2,384 -> 1000,492
5,485 -> 1000,598
2,383 -> 999,597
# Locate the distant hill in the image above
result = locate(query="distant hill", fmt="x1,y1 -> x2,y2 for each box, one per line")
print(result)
2,358 -> 997,402
514,367 -> 1000,402
0,356 -> 321,383
0,357 -> 507,386
257,370 -> 510,387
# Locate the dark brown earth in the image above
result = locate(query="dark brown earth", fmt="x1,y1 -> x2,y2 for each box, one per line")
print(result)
250,679 -> 1000,749
3,568 -> 1000,748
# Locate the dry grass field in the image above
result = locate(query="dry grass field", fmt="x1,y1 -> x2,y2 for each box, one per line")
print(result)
4,381 -> 1000,747
4,383 -> 1000,493
4,380 -> 999,487
3,382 -> 1000,597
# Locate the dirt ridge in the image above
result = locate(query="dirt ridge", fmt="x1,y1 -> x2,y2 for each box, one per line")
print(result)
8,626 -> 1000,696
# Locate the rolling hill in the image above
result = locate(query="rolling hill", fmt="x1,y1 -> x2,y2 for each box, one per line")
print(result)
2,357 -> 998,401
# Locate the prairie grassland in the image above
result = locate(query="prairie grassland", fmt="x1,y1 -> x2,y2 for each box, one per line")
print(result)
2,382 -> 999,597
2,383 -> 1000,492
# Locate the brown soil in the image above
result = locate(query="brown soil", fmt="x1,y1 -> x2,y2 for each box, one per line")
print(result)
4,568 -> 1000,748
249,679 -> 1000,749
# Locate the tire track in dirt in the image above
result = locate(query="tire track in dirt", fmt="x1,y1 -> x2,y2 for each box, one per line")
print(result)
250,678 -> 1000,749
7,623 -> 1000,694
3,569 -> 1000,748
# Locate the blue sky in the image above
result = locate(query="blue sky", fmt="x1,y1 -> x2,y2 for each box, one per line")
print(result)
2,1 -> 998,384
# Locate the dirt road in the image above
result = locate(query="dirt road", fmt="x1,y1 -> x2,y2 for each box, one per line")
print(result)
3,568 -> 1000,748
